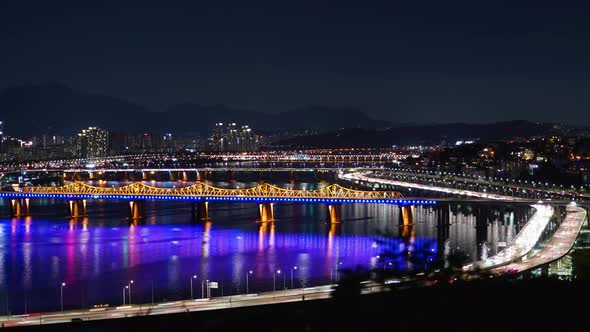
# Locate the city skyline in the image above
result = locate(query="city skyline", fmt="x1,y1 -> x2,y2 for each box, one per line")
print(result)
1,2 -> 590,331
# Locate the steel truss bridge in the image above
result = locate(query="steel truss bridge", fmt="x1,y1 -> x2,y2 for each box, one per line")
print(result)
0,181 -> 440,205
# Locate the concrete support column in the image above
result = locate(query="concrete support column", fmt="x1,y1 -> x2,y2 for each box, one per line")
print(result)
10,198 -> 30,217
397,205 -> 415,239
129,200 -> 145,220
23,198 -> 30,217
196,171 -> 202,182
10,199 -> 22,217
399,205 -> 415,226
191,201 -> 210,221
327,204 -> 342,224
68,199 -> 87,218
258,202 -> 274,222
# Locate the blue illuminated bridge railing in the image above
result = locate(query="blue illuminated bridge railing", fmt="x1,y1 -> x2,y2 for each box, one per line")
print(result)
0,181 -> 438,205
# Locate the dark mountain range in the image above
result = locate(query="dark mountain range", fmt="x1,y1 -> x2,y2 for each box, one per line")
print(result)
276,121 -> 556,148
0,84 -> 389,137
0,83 -> 151,136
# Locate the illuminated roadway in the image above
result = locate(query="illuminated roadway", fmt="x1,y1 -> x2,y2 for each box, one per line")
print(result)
0,285 -> 340,328
463,204 -> 555,270
340,172 -> 528,201
491,204 -> 588,274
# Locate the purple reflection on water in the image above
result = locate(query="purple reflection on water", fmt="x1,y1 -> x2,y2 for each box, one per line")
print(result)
0,216 -> 436,313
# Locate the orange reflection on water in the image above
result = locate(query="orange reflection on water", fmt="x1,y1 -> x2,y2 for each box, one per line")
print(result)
202,221 -> 211,258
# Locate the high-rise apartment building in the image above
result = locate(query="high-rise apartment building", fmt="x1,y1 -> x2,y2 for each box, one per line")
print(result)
207,122 -> 261,152
76,127 -> 109,158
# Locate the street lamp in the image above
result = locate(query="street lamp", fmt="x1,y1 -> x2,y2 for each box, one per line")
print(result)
290,266 -> 298,289
246,270 -> 253,294
60,282 -> 66,312
201,279 -> 206,299
124,285 -> 128,305
128,280 -> 134,305
190,275 -> 197,299
273,270 -> 281,298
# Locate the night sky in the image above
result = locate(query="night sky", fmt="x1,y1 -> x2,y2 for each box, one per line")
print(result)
1,0 -> 590,124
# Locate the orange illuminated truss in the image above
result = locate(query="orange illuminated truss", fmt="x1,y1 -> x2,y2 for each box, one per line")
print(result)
24,181 -> 404,200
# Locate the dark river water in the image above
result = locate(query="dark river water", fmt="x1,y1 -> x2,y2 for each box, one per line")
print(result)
0,181 -> 533,314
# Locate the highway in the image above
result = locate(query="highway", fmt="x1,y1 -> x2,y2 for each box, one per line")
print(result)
492,204 -> 588,274
340,172 -> 527,201
0,285 -> 339,328
464,204 -> 555,270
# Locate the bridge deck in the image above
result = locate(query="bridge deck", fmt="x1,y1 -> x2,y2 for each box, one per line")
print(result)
0,181 -> 438,205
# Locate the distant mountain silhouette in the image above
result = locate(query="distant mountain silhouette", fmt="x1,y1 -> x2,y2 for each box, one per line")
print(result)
0,84 -> 389,137
0,83 -> 150,136
276,121 -> 555,147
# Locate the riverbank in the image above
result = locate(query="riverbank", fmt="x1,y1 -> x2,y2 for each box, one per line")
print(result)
9,276 -> 589,332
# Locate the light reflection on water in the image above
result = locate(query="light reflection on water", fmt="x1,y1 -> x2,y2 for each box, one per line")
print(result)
0,181 -> 530,313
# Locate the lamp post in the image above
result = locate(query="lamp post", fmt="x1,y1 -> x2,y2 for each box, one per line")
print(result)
273,270 -> 281,298
123,286 -> 127,306
290,266 -> 297,289
190,275 -> 197,299
60,282 -> 66,313
246,270 -> 253,294
128,280 -> 134,305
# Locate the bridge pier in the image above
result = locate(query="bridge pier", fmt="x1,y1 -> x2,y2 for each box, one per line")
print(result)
196,171 -> 202,182
191,201 -> 210,221
129,200 -> 145,220
258,202 -> 274,222
10,198 -> 30,217
398,205 -> 414,238
327,204 -> 342,224
68,199 -> 87,218
398,205 -> 415,226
